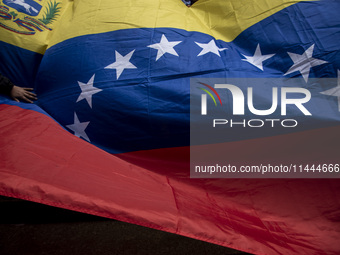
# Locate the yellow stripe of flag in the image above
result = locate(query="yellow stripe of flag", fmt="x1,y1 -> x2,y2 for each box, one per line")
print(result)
0,0 -> 312,54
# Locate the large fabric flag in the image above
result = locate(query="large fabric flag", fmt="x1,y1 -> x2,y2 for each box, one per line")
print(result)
1,0 -> 340,254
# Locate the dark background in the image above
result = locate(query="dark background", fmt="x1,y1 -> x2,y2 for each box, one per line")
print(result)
0,196 -> 252,255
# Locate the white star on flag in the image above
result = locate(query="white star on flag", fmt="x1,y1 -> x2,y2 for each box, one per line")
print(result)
284,44 -> 328,82
147,34 -> 182,61
66,113 -> 90,142
195,39 -> 227,57
320,70 -> 340,111
241,44 -> 275,71
105,50 -> 137,79
76,74 -> 102,108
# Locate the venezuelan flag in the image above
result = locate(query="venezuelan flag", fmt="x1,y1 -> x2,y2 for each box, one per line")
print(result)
1,0 -> 340,254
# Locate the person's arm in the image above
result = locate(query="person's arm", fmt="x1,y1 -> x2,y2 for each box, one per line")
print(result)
0,74 -> 37,103
0,74 -> 15,94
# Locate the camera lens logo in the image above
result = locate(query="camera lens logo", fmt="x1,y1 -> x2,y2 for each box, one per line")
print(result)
197,82 -> 222,115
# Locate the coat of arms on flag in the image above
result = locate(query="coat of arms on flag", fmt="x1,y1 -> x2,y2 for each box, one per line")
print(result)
0,0 -> 60,35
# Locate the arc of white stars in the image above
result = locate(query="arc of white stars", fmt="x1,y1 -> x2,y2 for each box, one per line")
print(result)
105,50 -> 137,79
147,34 -> 182,61
241,44 -> 275,71
284,44 -> 328,83
76,74 -> 102,108
66,113 -> 90,142
195,39 -> 227,57
320,70 -> 340,112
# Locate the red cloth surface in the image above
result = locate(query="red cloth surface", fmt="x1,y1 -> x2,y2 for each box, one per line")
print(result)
1,104 -> 339,255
